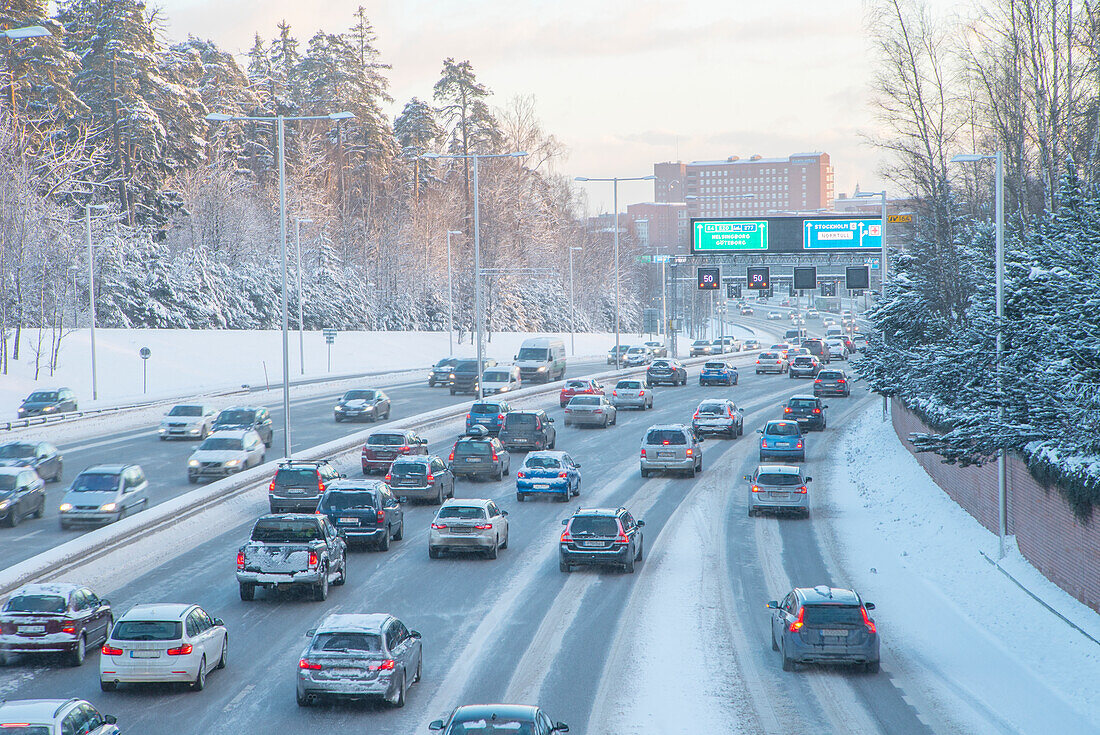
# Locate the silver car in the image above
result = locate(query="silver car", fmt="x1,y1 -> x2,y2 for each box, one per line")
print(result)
639,424 -> 703,478
58,465 -> 149,528
611,379 -> 653,410
564,395 -> 617,427
622,346 -> 651,366
296,612 -> 423,707
746,464 -> 811,517
186,429 -> 266,483
158,404 -> 217,440
428,498 -> 509,559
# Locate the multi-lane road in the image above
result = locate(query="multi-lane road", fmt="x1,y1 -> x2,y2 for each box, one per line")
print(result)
0,326 -> 968,734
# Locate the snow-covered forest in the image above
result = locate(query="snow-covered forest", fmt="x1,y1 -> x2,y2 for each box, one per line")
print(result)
0,0 -> 640,370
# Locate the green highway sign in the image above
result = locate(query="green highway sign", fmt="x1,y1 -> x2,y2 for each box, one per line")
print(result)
693,220 -> 769,252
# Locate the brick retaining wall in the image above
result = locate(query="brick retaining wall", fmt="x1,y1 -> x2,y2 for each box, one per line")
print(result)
891,401 -> 1100,612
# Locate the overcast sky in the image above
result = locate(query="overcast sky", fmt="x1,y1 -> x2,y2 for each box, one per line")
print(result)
159,0 -> 895,212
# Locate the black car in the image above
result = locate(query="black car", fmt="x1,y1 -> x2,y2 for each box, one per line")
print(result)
213,406 -> 274,447
386,455 -> 455,504
428,357 -> 460,387
448,359 -> 499,396
333,389 -> 391,423
0,441 -> 62,482
0,468 -> 46,527
449,435 -> 510,480
0,583 -> 113,666
800,338 -> 831,365
497,410 -> 556,452
17,388 -> 78,418
317,480 -> 404,550
268,459 -> 344,513
560,506 -> 645,573
646,360 -> 687,387
783,395 -> 828,431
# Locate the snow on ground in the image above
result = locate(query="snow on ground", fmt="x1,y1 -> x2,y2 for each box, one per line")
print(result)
823,406 -> 1100,734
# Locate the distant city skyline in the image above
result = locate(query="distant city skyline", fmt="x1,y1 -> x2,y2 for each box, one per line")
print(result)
158,0 -> 911,212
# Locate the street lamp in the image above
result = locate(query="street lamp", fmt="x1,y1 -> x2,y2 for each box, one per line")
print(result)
568,246 -> 583,355
84,203 -> 110,401
206,110 -> 354,458
294,217 -> 313,375
574,174 -> 656,368
422,151 -> 528,399
952,151 -> 1007,559
446,230 -> 462,356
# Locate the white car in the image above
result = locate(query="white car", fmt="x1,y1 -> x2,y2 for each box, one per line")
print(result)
623,346 -> 652,366
481,366 -> 522,395
0,699 -> 119,735
187,429 -> 266,483
158,404 -> 217,440
100,603 -> 227,692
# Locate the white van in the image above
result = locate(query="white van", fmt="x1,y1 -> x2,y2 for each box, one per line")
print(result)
514,337 -> 567,382
783,328 -> 806,345
482,366 -> 522,395
825,325 -> 844,339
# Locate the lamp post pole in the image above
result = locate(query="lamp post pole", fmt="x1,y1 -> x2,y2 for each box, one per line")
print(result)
295,216 -> 313,375
84,203 -> 109,401
568,246 -> 582,355
446,230 -> 461,356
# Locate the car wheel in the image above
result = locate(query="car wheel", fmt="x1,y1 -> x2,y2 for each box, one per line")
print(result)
378,528 -> 390,551
414,655 -> 422,683
192,658 -> 207,691
640,467 -> 649,478
314,570 -> 329,601
34,496 -> 45,519
624,553 -> 636,574
771,628 -> 779,651
635,539 -> 643,561
781,644 -> 795,672
429,546 -> 441,559
517,492 -> 525,502
556,492 -> 569,503
748,507 -> 756,517
573,480 -> 580,497
68,634 -> 86,667
486,539 -> 498,559
436,485 -> 444,504
500,531 -> 508,550
865,660 -> 881,674
450,388 -> 456,395
239,583 -> 255,601
334,415 -> 342,423
59,520 -> 70,531
394,521 -> 404,541
560,558 -> 572,573
53,462 -> 63,482
7,506 -> 19,528
296,688 -> 312,707
217,636 -> 228,669
334,554 -> 348,585
100,680 -> 117,692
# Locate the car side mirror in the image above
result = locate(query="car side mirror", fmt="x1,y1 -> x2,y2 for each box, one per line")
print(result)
636,520 -> 645,527
547,417 -> 554,423
552,723 -> 570,733
410,630 -> 422,638
429,721 -> 445,731
824,404 -> 830,409
305,628 -> 317,638
104,715 -> 118,725
213,618 -> 225,627
337,529 -> 347,538
743,475 -> 751,482
864,602 -> 876,611
574,463 -> 580,468
766,600 -> 779,609
501,510 -> 508,517
561,519 -> 569,525
756,429 -> 763,434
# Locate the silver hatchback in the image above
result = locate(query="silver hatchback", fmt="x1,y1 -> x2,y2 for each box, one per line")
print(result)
639,424 -> 703,478
428,498 -> 509,559
746,464 -> 811,517
611,380 -> 653,410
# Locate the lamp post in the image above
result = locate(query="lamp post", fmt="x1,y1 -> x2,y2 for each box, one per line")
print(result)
422,151 -> 528,399
568,246 -> 583,354
84,203 -> 109,401
574,174 -> 656,368
952,151 -> 1007,559
446,230 -> 461,356
294,217 -> 313,375
206,110 -> 354,458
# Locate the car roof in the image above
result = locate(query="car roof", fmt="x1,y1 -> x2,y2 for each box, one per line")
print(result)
441,498 -> 491,508
9,583 -> 82,598
789,394 -> 818,401
205,429 -> 253,440
795,586 -> 861,605
571,507 -> 624,517
315,612 -> 391,634
119,603 -> 194,620
453,704 -> 539,721
764,420 -> 799,429
324,479 -> 385,492
756,464 -> 802,475
524,451 -> 569,461
80,465 -> 129,474
391,455 -> 432,464
278,459 -> 329,467
0,699 -> 81,721
219,406 -> 261,413
0,466 -> 29,477
646,423 -> 689,431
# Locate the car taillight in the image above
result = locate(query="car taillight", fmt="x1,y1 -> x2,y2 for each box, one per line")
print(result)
593,409 -> 603,414
639,389 -> 645,395
384,473 -> 392,482
561,527 -> 572,543
369,659 -> 396,671
639,448 -> 646,458
236,551 -> 245,570
693,411 -> 700,419
60,625 -> 76,634
268,480 -> 275,493
465,413 -> 471,423
812,408 -> 821,414
837,379 -> 846,384
796,441 -> 803,448
400,446 -> 412,454
862,606 -> 876,634
308,551 -> 319,568
431,523 -> 447,530
615,526 -> 630,544
448,450 -> 454,461
491,451 -> 499,461
558,471 -> 568,478
166,643 -> 193,656
789,607 -> 804,633
517,471 -> 526,478
426,474 -> 434,482
377,509 -> 385,522
497,413 -> 505,421
101,644 -> 123,656
797,485 -> 807,494
685,448 -> 693,456
299,658 -> 322,670
761,439 -> 768,448
473,523 -> 493,530
756,360 -> 761,364
318,480 -> 325,494
814,379 -> 822,383
662,440 -> 670,445
361,446 -> 369,456
784,407 -> 792,413
612,390 -> 618,396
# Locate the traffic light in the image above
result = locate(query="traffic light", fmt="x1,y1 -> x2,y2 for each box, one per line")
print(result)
845,266 -> 870,290
821,281 -> 837,297
793,266 -> 817,291
697,266 -> 720,290
726,282 -> 742,299
747,266 -> 770,290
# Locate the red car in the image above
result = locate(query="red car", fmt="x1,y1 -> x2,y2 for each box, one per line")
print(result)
361,430 -> 428,474
0,583 -> 113,666
559,379 -> 604,408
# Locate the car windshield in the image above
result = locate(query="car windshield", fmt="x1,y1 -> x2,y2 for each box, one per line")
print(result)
570,396 -> 600,406
617,380 -> 642,389
389,461 -> 428,476
27,392 -> 58,402
627,347 -> 646,354
646,429 -> 686,445
610,346 -> 629,353
453,360 -> 478,371
0,476 -> 17,492
524,456 -> 561,469
803,604 -> 864,625
517,347 -> 548,360
693,341 -> 709,346
319,491 -> 377,510
789,399 -> 818,408
766,423 -> 800,436
437,505 -> 487,520
70,473 -> 119,492
760,352 -> 780,360
703,362 -> 726,369
650,361 -> 670,368
698,402 -> 728,415
251,519 -> 322,542
3,594 -> 67,613
216,410 -> 254,425
311,632 -> 382,653
112,620 -> 182,641
482,370 -> 511,381
756,473 -> 803,486
455,441 -> 491,456
503,413 -> 536,427
471,403 -> 502,414
198,437 -> 243,451
367,434 -> 405,446
794,357 -> 815,365
168,405 -> 203,417
0,444 -> 35,459
569,516 -> 619,536
818,372 -> 842,380
274,468 -> 319,486
434,358 -> 458,368
342,390 -> 377,401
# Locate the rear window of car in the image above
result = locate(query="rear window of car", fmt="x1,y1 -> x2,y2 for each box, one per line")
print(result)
251,519 -> 323,542
793,357 -> 815,365
646,429 -> 687,445
455,441 -> 491,456
616,380 -> 642,389
319,490 -> 377,510
789,399 -> 818,408
765,422 -> 800,436
703,362 -> 727,369
569,516 -> 620,536
503,413 -> 537,428
570,396 -> 600,406
760,352 -> 779,360
756,473 -> 802,486
650,361 -> 670,368
818,371 -> 842,380
438,505 -> 487,520
3,594 -> 67,613
274,468 -> 319,486
697,402 -> 728,415
524,456 -> 562,469
802,605 -> 864,625
367,434 -> 405,446
311,632 -> 381,653
564,380 -> 588,389
471,403 -> 502,414
112,620 -> 182,641
388,461 -> 427,477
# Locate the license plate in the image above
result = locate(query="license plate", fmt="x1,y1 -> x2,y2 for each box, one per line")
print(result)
465,457 -> 481,463
131,650 -> 160,658
769,492 -> 790,500
514,438 -> 529,442
533,484 -> 550,489
658,452 -> 675,459
287,489 -> 306,494
339,517 -> 358,525
821,629 -> 848,637
19,625 -> 44,634
579,540 -> 603,548
330,668 -> 359,677
451,527 -> 473,533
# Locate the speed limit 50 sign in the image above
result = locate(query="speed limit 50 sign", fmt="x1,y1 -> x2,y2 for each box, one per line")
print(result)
697,266 -> 721,290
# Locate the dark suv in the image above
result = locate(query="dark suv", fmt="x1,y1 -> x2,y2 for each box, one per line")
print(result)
268,459 -> 343,513
800,339 -> 830,365
559,507 -> 645,574
213,406 -> 274,447
498,410 -> 556,452
768,585 -> 880,672
783,395 -> 827,431
17,388 -> 78,418
449,435 -> 510,480
317,480 -> 404,550
448,359 -> 498,396
361,430 -> 428,474
429,357 -> 460,387
386,455 -> 455,504
646,360 -> 687,387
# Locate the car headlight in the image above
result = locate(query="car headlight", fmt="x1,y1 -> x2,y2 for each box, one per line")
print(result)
100,503 -> 117,512
188,459 -> 200,467
536,366 -> 547,372
225,459 -> 241,467
158,426 -> 168,433
59,503 -> 73,512
448,373 -> 455,379
189,426 -> 201,434
0,499 -> 9,510
335,405 -> 345,411
42,405 -> 56,412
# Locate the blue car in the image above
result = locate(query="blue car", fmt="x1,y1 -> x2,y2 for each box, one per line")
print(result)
516,451 -> 581,502
465,400 -> 512,435
758,420 -> 805,461
699,361 -> 739,386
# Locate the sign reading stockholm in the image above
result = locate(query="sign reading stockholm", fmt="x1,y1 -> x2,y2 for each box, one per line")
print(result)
693,220 -> 768,251
803,218 -> 882,250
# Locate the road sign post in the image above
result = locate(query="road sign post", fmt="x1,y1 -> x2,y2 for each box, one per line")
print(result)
322,328 -> 337,372
139,347 -> 151,394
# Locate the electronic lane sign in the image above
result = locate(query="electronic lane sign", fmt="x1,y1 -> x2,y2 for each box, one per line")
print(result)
804,218 -> 882,250
846,266 -> 871,290
747,266 -> 770,290
697,266 -> 721,290
693,220 -> 769,252
793,266 -> 817,291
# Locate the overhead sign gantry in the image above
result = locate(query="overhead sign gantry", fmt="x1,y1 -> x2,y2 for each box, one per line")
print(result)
692,215 -> 883,254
